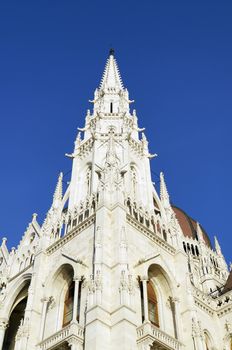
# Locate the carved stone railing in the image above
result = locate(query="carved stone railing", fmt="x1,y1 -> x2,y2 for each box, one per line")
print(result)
192,286 -> 215,316
216,290 -> 232,308
38,322 -> 84,350
192,286 -> 232,317
46,214 -> 95,255
127,214 -> 176,255
216,290 -> 232,317
137,322 -> 182,350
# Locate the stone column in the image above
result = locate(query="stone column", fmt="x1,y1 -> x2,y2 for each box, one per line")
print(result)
39,297 -> 49,341
72,277 -> 81,323
142,278 -> 149,322
24,275 -> 36,319
192,318 -> 205,350
171,297 -> 181,340
0,319 -> 8,350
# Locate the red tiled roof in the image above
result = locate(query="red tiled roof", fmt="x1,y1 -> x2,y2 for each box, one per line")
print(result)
172,206 -> 212,248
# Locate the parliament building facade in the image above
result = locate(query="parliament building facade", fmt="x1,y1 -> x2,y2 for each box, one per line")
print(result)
0,51 -> 232,350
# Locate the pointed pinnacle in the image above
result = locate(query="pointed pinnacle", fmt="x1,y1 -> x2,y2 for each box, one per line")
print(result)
160,172 -> 170,206
1,237 -> 7,246
196,222 -> 204,242
53,172 -> 63,204
100,53 -> 123,90
214,236 -> 222,255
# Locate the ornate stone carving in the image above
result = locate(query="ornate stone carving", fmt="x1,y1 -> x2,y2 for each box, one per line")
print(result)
68,336 -> 83,349
0,282 -> 7,302
15,317 -> 30,341
225,319 -> 231,333
0,319 -> 8,330
192,318 -> 203,339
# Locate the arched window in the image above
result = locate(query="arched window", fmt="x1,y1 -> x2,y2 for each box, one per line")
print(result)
147,281 -> 159,327
63,281 -> 74,327
204,331 -> 212,350
3,282 -> 29,349
183,242 -> 187,253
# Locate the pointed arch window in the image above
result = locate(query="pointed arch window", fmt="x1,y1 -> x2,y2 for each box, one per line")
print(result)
3,283 -> 29,349
204,332 -> 212,350
63,281 -> 74,327
147,281 -> 159,327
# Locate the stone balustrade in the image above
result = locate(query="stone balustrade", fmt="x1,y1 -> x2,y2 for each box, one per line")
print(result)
216,290 -> 232,308
192,286 -> 232,316
38,322 -> 84,350
137,322 -> 182,350
192,286 -> 216,308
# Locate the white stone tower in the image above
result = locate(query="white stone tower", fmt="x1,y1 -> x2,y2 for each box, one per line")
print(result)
0,50 -> 232,350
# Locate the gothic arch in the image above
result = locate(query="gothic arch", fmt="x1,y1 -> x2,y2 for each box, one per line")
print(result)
147,264 -> 176,337
44,262 -> 76,303
3,277 -> 31,350
138,255 -> 178,296
203,330 -> 214,350
223,333 -> 232,350
43,263 -> 75,338
3,273 -> 32,318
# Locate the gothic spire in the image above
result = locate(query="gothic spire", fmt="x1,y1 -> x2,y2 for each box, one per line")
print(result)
53,172 -> 63,207
196,222 -> 204,243
160,172 -> 170,207
214,236 -> 222,255
99,49 -> 124,91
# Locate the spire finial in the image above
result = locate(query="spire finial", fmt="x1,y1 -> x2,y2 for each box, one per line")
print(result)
109,48 -> 115,56
99,50 -> 123,90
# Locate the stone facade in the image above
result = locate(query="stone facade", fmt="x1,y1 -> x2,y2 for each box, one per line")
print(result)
0,51 -> 232,350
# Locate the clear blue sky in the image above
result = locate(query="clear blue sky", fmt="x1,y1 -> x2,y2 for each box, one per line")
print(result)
0,1 -> 231,263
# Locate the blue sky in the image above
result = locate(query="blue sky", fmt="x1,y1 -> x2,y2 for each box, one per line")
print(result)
0,0 -> 232,263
